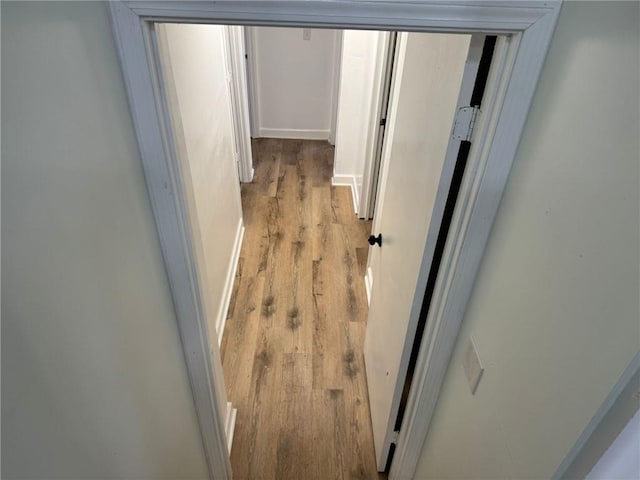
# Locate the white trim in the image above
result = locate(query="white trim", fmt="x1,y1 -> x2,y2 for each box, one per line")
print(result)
359,31 -> 392,219
365,266 -> 373,306
225,26 -> 254,183
109,6 -> 232,478
258,128 -> 330,141
122,1 -> 555,32
331,174 -> 359,213
216,219 -> 245,345
552,353 -> 640,480
108,3 -> 562,479
328,30 -> 343,145
245,27 -> 260,138
224,401 -> 238,455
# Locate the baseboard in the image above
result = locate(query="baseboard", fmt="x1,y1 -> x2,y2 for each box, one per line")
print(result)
244,167 -> 255,184
216,219 -> 245,345
259,127 -> 330,140
331,174 -> 359,213
225,401 -> 238,454
365,266 -> 373,306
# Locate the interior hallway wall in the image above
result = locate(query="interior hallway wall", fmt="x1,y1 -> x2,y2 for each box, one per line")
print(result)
1,2 -> 209,478
248,27 -> 340,140
415,2 -> 640,478
157,23 -> 244,344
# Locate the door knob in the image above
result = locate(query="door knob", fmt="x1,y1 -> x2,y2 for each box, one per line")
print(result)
368,234 -> 382,247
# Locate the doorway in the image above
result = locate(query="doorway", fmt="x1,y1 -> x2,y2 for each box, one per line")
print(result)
155,21 -> 495,476
109,2 -> 561,478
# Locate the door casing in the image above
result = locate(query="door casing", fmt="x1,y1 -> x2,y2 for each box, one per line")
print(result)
108,2 -> 562,478
224,26 -> 254,183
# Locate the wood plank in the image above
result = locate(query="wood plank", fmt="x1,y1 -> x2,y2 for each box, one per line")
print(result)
343,320 -> 384,480
221,275 -> 265,401
332,185 -> 356,225
275,353 -> 313,479
252,138 -> 282,197
311,388 -> 347,480
311,185 -> 336,262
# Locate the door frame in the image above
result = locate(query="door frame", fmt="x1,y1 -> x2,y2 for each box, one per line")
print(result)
328,29 -> 343,146
224,25 -> 254,183
108,2 -> 562,479
358,31 -> 394,219
243,26 -> 260,138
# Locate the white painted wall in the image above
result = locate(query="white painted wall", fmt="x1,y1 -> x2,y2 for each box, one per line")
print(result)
1,2 -> 209,478
333,30 -> 387,213
157,23 -> 244,344
249,27 -> 340,140
586,410 -> 640,480
415,2 -> 640,478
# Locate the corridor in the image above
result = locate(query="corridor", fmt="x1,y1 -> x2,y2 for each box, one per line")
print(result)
221,139 -> 384,479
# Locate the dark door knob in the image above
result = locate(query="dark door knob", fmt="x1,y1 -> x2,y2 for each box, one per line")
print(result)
368,234 -> 382,247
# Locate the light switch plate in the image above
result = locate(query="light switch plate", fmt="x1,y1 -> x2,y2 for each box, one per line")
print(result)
303,28 -> 311,40
463,336 -> 484,395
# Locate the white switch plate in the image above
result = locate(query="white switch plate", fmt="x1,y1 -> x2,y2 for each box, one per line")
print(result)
303,28 -> 311,40
463,336 -> 484,395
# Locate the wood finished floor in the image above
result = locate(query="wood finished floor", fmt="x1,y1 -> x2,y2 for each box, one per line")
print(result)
221,138 -> 385,480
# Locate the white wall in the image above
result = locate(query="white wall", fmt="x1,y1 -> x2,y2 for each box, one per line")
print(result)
586,410 -> 640,480
415,2 -> 640,478
333,30 -> 386,213
249,27 -> 340,140
158,23 -> 244,344
1,2 -> 209,479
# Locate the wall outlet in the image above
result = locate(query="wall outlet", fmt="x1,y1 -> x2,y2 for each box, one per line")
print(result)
303,28 -> 311,41
463,336 -> 484,395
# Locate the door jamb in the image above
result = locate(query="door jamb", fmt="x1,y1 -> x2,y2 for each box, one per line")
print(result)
244,27 -> 260,138
358,31 -> 393,219
328,29 -> 343,146
225,26 -> 254,183
108,2 -> 562,479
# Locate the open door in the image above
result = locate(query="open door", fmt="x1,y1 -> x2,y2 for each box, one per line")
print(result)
364,32 -> 488,470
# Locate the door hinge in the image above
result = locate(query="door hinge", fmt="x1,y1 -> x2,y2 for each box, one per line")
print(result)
452,106 -> 480,142
380,118 -> 386,127
392,430 -> 400,444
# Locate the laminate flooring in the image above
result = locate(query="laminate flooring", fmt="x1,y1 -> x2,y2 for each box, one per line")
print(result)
221,138 -> 385,479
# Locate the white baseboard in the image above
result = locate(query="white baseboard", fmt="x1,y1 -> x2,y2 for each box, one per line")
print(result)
331,174 -> 359,213
365,266 -> 373,306
216,219 -> 245,345
259,127 -> 330,140
243,167 -> 254,184
225,401 -> 238,454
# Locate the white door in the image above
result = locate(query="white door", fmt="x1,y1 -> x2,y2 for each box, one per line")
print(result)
364,32 -> 485,470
